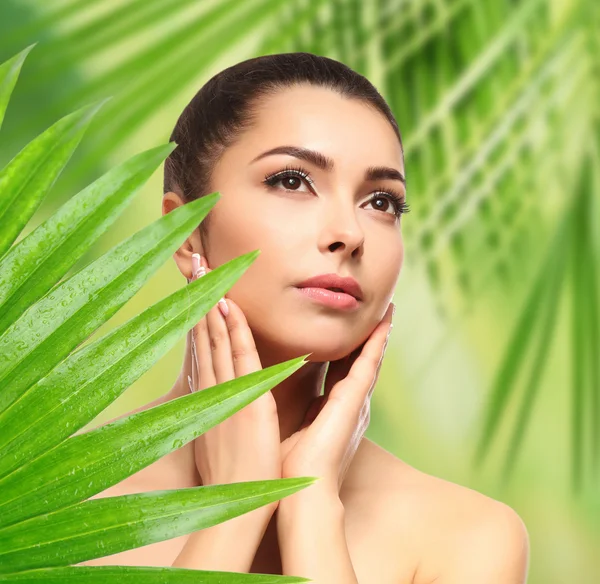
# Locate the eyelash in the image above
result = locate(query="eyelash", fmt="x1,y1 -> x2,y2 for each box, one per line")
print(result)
262,164 -> 411,219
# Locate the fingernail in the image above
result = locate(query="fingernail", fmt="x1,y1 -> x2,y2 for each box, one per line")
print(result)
218,298 -> 229,317
187,374 -> 194,392
191,253 -> 201,280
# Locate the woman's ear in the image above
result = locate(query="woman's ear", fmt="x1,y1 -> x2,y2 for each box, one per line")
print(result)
162,191 -> 205,283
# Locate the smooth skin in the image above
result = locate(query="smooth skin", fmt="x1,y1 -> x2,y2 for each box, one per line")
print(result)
78,84 -> 529,582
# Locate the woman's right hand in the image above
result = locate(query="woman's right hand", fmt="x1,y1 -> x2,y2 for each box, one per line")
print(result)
187,253 -> 282,493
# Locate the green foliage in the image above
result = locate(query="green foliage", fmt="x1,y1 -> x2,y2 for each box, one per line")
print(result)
0,46 -> 314,582
1,1 -> 599,581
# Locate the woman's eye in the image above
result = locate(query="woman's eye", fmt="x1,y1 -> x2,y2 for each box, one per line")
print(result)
279,175 -> 309,191
364,195 -> 396,216
264,170 -> 406,219
263,166 -> 317,194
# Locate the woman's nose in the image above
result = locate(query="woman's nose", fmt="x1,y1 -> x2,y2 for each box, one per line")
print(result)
320,204 -> 365,256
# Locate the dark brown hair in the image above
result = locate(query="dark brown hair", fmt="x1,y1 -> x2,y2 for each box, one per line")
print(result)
164,52 -> 403,248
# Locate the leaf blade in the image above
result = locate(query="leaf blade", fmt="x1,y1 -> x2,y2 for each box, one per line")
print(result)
0,193 -> 218,415
0,353 -> 310,527
0,250 -> 259,478
0,97 -> 111,258
0,45 -> 35,132
0,477 -> 318,572
0,565 -> 310,583
0,142 -> 176,336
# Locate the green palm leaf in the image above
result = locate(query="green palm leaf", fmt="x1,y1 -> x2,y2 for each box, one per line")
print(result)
0,250 -> 280,481
0,353 -> 310,529
0,94 -> 110,259
0,189 -> 219,416
0,44 -> 33,131
0,479 -> 314,573
569,149 -> 599,493
0,47 -> 317,580
472,209 -> 571,469
0,566 -> 309,584
0,141 -> 177,335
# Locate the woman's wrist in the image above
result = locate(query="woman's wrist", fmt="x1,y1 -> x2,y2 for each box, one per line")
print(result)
276,482 -> 347,577
172,502 -> 277,569
276,479 -> 345,527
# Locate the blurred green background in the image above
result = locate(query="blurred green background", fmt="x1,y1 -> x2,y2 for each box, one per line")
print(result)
2,0 -> 598,581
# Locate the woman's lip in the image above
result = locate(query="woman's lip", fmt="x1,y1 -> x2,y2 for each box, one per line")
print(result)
295,286 -> 361,310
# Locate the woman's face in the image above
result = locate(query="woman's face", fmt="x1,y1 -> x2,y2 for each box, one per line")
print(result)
201,84 -> 405,363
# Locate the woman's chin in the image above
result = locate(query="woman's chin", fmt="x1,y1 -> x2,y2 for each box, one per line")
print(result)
251,326 -> 366,365
283,343 -> 360,364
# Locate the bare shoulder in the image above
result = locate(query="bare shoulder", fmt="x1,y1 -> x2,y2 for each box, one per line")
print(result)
350,439 -> 530,584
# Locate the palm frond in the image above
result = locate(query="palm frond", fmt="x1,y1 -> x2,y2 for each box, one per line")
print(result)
0,478 -> 314,573
0,141 -> 176,334
0,47 -> 316,580
0,566 -> 310,584
0,44 -> 34,131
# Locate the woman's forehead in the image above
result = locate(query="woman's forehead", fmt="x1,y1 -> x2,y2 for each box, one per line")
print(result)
236,88 -> 404,174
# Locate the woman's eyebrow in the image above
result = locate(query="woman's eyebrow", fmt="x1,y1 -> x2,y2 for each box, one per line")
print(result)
250,145 -> 405,185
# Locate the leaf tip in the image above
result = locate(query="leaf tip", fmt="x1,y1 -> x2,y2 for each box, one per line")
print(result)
18,42 -> 37,62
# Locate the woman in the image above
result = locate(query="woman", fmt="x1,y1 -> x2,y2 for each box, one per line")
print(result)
81,52 -> 529,582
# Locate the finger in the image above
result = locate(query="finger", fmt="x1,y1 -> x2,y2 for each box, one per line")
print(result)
323,302 -> 394,398
224,297 -> 263,378
325,302 -> 394,409
367,331 -> 391,400
299,394 -> 327,429
191,255 -> 217,391
199,256 -> 236,384
322,341 -> 365,398
188,255 -> 202,392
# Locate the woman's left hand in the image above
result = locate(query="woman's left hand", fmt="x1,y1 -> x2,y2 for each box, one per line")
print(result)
279,302 -> 395,496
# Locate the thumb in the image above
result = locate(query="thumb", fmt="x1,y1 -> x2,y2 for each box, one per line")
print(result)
323,342 -> 365,398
